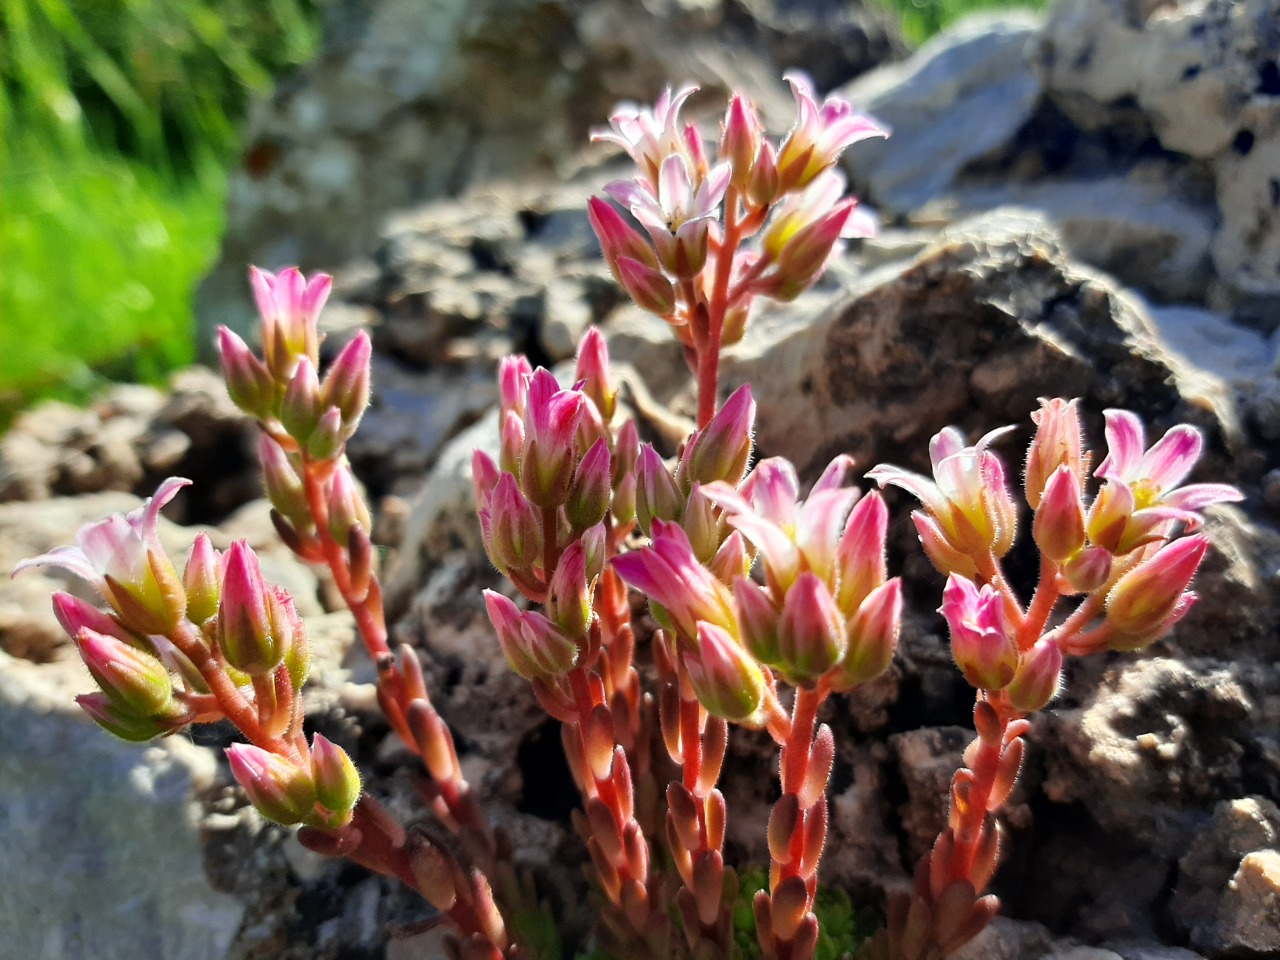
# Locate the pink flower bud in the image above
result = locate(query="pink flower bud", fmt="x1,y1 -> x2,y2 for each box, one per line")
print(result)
734,575 -> 782,665
280,356 -> 323,443
1064,545 -> 1113,594
76,692 -> 181,742
501,409 -> 525,476
612,520 -> 737,640
521,369 -> 586,508
720,93 -> 762,187
486,473 -> 543,575
1025,398 -> 1085,509
249,266 -> 330,379
687,623 -> 767,724
835,490 -> 888,615
613,471 -> 637,526
1006,638 -> 1063,713
683,384 -> 755,487
635,444 -> 683,536
499,354 -> 532,419
1033,465 -> 1086,563
52,592 -> 133,645
940,574 -> 1019,691
304,406 -> 345,461
837,577 -> 902,689
709,530 -> 750,585
1105,535 -> 1208,639
217,541 -> 290,676
617,256 -> 676,316
217,327 -> 274,419
567,438 -> 612,531
310,733 -> 361,824
320,331 -> 372,438
226,742 -> 317,826
183,533 -> 222,625
776,572 -> 845,685
614,418 -> 640,483
471,449 -> 501,512
327,461 -> 372,547
769,200 -> 857,299
484,590 -> 580,680
575,327 -> 618,422
587,197 -> 659,283
75,628 -> 175,716
546,541 -> 593,638
579,523 -> 607,583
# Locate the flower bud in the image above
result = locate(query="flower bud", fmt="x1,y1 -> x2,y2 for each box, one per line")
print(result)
912,511 -> 979,580
575,327 -> 618,423
259,436 -> 310,529
521,369 -> 586,508
498,354 -> 531,419
546,541 -> 593,638
305,407 -> 346,461
217,541 -> 290,676
566,438 -> 612,531
1006,637 -> 1063,713
471,448 -> 500,512
614,418 -> 640,483
280,356 -> 322,443
681,483 -> 720,564
500,409 -> 525,477
52,592 -> 133,645
635,444 -> 683,536
320,331 -> 372,438
835,490 -> 888,615
484,590 -> 580,680
1105,536 -> 1207,639
836,577 -> 902,688
776,572 -> 845,685
485,473 -> 543,575
311,734 -> 361,824
1033,465 -> 1086,563
217,327 -> 275,420
613,472 -> 637,526
940,574 -> 1018,691
1025,398 -> 1085,509
327,461 -> 372,548
1064,545 -> 1113,593
720,93 -> 761,187
683,384 -> 755,487
734,575 -> 781,665
617,256 -> 676,316
710,530 -> 750,584
587,197 -> 660,282
747,140 -> 780,208
687,623 -> 767,724
75,628 -> 175,716
183,533 -> 222,625
76,692 -> 181,742
226,743 -> 317,826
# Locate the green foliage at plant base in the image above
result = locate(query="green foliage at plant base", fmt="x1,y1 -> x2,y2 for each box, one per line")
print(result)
733,867 -> 878,960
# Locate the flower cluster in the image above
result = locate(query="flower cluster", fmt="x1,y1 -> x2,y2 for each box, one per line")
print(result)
591,74 -> 886,427
13,74 -> 1246,960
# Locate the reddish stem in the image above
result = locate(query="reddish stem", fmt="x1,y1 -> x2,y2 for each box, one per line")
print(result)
697,187 -> 743,428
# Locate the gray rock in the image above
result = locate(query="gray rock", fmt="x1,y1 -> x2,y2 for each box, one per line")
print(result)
0,652 -> 242,960
1216,849 -> 1280,954
839,12 -> 1044,215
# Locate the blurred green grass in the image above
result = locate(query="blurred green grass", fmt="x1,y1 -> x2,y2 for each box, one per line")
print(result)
875,0 -> 1049,45
0,0 -> 320,424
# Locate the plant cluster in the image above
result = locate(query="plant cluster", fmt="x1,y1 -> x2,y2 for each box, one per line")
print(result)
16,77 -> 1241,960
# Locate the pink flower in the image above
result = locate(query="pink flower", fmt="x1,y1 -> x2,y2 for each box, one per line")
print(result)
249,266 -> 331,378
14,477 -> 190,633
520,368 -> 587,507
592,85 -> 699,188
611,519 -> 737,639
939,574 -> 1019,691
775,72 -> 887,193
1089,410 -> 1242,554
868,425 -> 1019,560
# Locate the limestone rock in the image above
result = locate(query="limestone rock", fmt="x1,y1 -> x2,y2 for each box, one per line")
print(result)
839,11 -> 1044,215
0,652 -> 242,960
1216,849 -> 1280,954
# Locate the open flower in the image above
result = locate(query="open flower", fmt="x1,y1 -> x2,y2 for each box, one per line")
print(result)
592,85 -> 699,188
775,72 -> 887,193
868,425 -> 1019,563
14,477 -> 190,633
249,266 -> 331,379
1088,410 -> 1242,554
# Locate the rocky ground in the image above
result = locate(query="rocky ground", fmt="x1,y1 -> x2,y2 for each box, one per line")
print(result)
2,1 -> 1279,959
